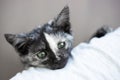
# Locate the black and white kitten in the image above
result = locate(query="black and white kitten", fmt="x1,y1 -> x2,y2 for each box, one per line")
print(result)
4,6 -> 73,70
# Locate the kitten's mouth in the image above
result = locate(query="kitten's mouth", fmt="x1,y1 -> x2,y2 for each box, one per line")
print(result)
49,58 -> 68,70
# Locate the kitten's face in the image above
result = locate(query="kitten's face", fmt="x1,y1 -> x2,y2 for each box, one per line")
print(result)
4,6 -> 73,70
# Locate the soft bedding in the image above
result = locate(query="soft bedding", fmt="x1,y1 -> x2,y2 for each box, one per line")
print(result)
10,27 -> 120,80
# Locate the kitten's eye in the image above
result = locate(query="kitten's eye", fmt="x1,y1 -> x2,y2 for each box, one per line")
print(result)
58,42 -> 66,49
36,51 -> 47,59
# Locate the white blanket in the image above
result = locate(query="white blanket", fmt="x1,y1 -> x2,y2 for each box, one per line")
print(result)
10,27 -> 120,80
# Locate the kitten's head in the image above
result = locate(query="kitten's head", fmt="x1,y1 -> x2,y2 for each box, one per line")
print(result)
4,6 -> 73,70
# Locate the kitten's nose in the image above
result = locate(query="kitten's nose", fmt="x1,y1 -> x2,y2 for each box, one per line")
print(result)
54,55 -> 62,61
52,57 -> 62,63
54,58 -> 61,63
57,56 -> 61,61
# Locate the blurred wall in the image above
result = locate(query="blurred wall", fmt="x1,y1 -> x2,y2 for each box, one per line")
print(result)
0,0 -> 120,80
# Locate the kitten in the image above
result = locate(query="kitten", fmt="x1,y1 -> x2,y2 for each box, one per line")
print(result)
4,6 -> 73,70
4,6 -> 112,70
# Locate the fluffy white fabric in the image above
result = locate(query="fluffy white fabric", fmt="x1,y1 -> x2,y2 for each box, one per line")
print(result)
10,27 -> 120,80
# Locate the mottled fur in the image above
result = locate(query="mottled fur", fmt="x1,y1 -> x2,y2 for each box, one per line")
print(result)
4,6 -> 112,70
4,6 -> 73,70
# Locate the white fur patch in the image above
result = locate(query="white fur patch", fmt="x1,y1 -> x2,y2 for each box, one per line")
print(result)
44,33 -> 60,60
44,32 -> 73,60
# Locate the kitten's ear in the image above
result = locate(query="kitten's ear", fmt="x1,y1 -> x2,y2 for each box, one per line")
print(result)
4,34 -> 16,45
54,6 -> 71,33
4,33 -> 33,56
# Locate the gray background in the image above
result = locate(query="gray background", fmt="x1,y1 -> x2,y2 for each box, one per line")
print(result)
0,0 -> 120,80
